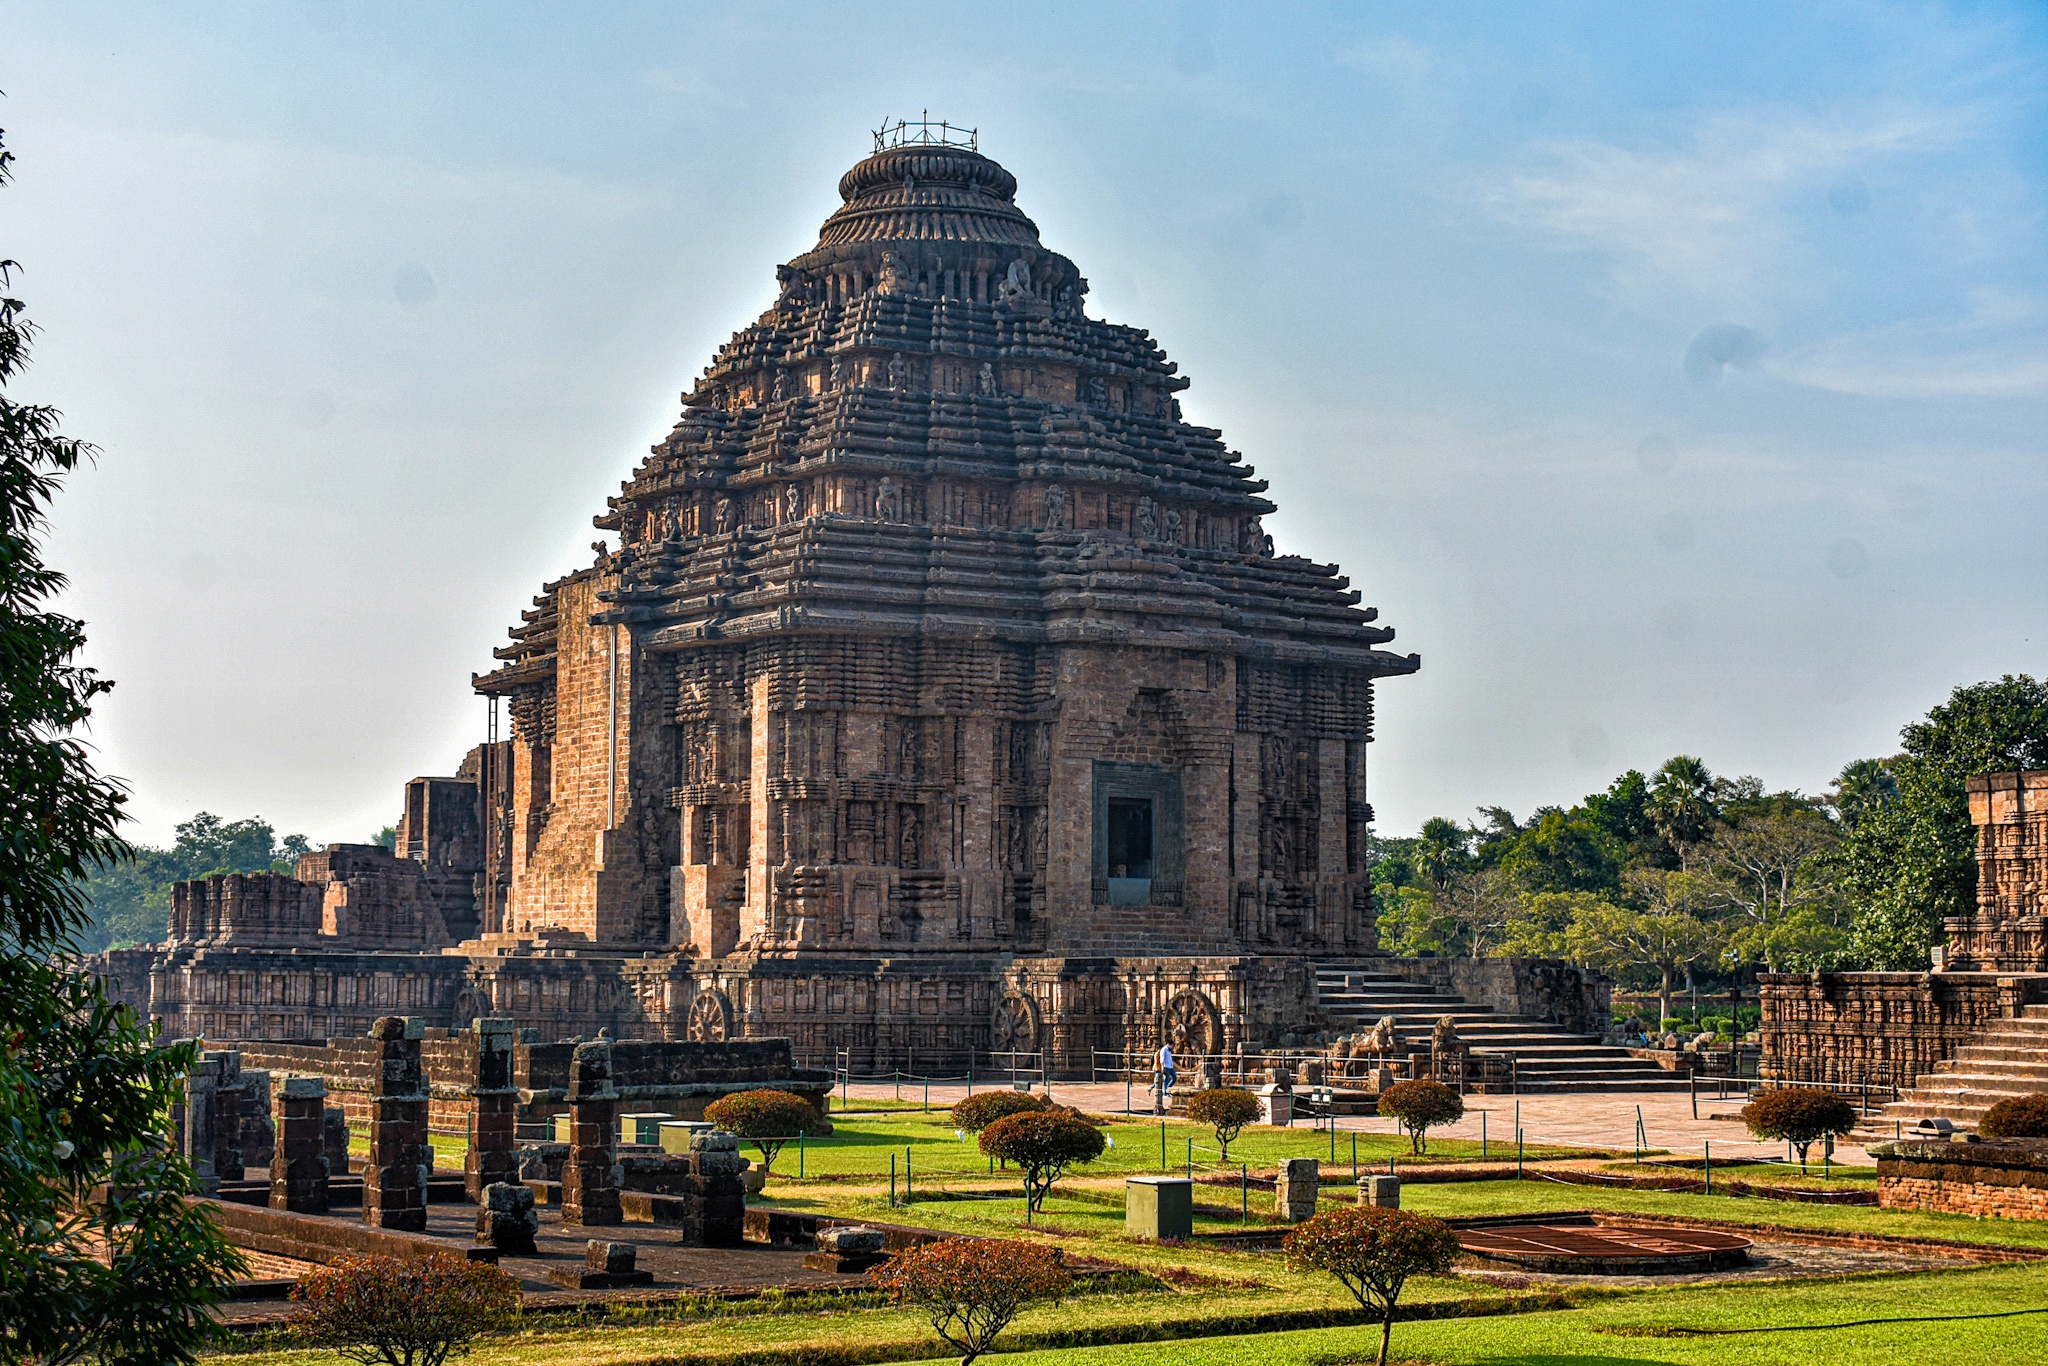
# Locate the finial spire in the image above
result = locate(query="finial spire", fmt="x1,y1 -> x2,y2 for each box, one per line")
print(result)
874,111 -> 977,153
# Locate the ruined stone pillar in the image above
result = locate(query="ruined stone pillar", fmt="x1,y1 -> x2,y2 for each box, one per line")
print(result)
241,1069 -> 275,1172
270,1076 -> 331,1212
562,1039 -> 622,1227
209,1050 -> 247,1182
1276,1157 -> 1319,1222
182,1053 -> 222,1194
362,1016 -> 430,1231
465,1017 -> 519,1202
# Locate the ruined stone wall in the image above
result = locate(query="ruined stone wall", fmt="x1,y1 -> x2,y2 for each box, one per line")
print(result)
168,873 -> 322,946
1946,771 -> 2048,972
1386,958 -> 1610,1037
148,947 -> 468,1043
1757,972 -> 2040,1085
1874,1138 -> 2048,1219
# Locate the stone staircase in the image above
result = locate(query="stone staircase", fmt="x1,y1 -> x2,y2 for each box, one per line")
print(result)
1315,963 -> 1691,1094
1868,1005 -> 2048,1134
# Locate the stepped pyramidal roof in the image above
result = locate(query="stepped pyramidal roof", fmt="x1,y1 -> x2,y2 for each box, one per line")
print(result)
486,128 -> 1418,683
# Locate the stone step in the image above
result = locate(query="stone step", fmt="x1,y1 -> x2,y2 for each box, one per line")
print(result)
1941,1052 -> 2048,1079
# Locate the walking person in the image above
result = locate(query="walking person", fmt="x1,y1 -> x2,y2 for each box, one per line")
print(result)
1155,1039 -> 1177,1114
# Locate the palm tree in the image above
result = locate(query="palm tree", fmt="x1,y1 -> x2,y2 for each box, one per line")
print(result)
1648,756 -> 1718,866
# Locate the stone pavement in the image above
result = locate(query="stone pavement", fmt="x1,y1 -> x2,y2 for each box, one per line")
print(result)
838,1081 -> 1880,1166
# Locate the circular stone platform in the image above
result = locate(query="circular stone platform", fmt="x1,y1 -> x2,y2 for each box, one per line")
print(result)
1455,1222 -> 1752,1275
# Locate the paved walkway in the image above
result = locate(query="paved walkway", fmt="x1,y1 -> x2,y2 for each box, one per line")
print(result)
837,1081 -> 1879,1165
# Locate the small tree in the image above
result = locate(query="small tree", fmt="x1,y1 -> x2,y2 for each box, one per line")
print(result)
290,1252 -> 519,1366
978,1110 -> 1105,1216
950,1090 -> 1046,1133
1978,1094 -> 2048,1139
873,1238 -> 1070,1366
1376,1080 -> 1464,1155
1284,1206 -> 1461,1366
1186,1087 -> 1261,1161
702,1088 -> 827,1181
1742,1088 -> 1859,1171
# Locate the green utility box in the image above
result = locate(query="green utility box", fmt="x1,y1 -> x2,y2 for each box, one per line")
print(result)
619,1112 -> 674,1146
1125,1176 -> 1194,1241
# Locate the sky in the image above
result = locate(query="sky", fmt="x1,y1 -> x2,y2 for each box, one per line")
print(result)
3,1 -> 2044,848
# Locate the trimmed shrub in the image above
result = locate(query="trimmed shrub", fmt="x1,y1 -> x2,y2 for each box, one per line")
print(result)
1741,1088 -> 1859,1171
1185,1087 -> 1262,1161
977,1110 -> 1106,1215
950,1090 -> 1047,1133
1284,1206 -> 1461,1366
290,1252 -> 519,1366
873,1237 -> 1070,1366
1375,1080 -> 1464,1155
702,1088 -> 828,1179
1979,1094 -> 2048,1139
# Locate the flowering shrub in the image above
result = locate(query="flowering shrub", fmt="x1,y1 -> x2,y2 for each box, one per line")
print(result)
1375,1080 -> 1464,1154
977,1110 -> 1105,1214
1185,1088 -> 1262,1160
1283,1206 -> 1460,1366
1979,1094 -> 2048,1139
703,1088 -> 827,1178
290,1252 -> 519,1366
949,1090 -> 1047,1133
1741,1088 -> 1859,1171
873,1237 -> 1069,1366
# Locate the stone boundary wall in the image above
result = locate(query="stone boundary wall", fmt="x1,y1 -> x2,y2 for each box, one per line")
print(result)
1382,957 -> 1610,1037
1758,972 -> 2048,1086
1872,1138 -> 2048,1219
233,1029 -> 830,1132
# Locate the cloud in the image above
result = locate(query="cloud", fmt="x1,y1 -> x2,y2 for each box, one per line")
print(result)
1775,290 -> 2048,398
1333,35 -> 1431,81
1482,104 -> 1973,299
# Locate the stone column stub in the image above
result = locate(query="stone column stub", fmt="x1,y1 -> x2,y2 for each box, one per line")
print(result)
271,1075 -> 331,1212
562,1038 -> 623,1226
362,1015 -> 430,1231
466,1016 -> 521,1201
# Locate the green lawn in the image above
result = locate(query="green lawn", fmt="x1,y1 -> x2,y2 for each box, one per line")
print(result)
762,1112 -> 1589,1184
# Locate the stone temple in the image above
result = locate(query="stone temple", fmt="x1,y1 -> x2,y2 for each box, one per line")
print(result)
106,128 -> 1434,1073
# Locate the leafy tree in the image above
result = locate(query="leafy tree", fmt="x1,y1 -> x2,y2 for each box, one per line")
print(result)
1185,1087 -> 1261,1161
1493,890 -> 1608,960
289,1252 -> 519,1366
1495,808 -> 1621,896
873,1238 -> 1069,1366
1375,1080 -> 1464,1154
1837,676 -> 2048,970
1369,882 -> 1460,958
1741,1089 -> 1858,1172
1702,810 -> 1841,972
1283,1206 -> 1461,1366
0,124 -> 246,1364
1647,756 -> 1719,865
701,1088 -> 827,1180
1434,868 -> 1518,957
373,826 -> 398,851
977,1109 -> 1104,1215
949,1090 -> 1045,1133
1565,887 -> 1717,1024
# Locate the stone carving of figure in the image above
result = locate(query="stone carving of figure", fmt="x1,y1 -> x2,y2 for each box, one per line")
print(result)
1162,508 -> 1182,544
775,264 -> 807,309
1262,532 -> 1275,556
997,258 -> 1032,304
1432,1015 -> 1463,1053
978,362 -> 996,396
1366,1015 -> 1398,1053
1170,398 -> 1183,421
887,353 -> 906,391
1241,516 -> 1266,556
1086,374 -> 1108,408
878,250 -> 907,296
1056,284 -> 1076,315
1134,497 -> 1159,540
828,356 -> 844,390
1043,483 -> 1069,530
770,369 -> 788,403
715,497 -> 737,535
784,484 -> 803,523
661,501 -> 680,540
874,477 -> 900,522
899,808 -> 922,868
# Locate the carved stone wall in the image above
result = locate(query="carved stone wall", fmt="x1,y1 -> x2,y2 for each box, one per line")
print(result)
1757,972 -> 2034,1085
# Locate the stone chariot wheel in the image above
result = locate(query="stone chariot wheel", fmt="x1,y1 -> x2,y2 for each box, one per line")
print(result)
991,992 -> 1041,1055
1160,989 -> 1221,1057
686,988 -> 732,1042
